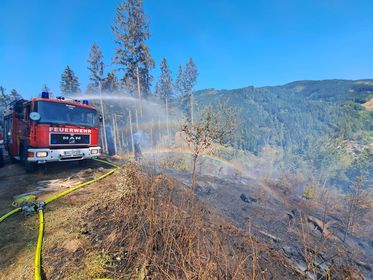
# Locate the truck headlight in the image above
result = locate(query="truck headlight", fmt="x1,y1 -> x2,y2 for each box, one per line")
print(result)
91,149 -> 99,154
36,151 -> 48,158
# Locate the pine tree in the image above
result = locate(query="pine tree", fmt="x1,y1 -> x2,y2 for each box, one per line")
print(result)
0,86 -> 7,106
40,84 -> 54,98
175,64 -> 184,97
178,58 -> 198,118
155,58 -> 173,103
112,0 -> 154,96
184,58 -> 198,94
10,89 -> 21,100
42,84 -> 50,92
102,72 -> 120,93
87,43 -> 105,92
60,66 -> 81,95
0,86 -> 7,109
0,86 -> 22,113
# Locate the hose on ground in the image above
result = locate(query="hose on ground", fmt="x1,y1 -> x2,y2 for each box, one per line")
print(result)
33,159 -> 119,280
0,159 -> 120,222
0,207 -> 21,223
0,158 -> 120,280
34,209 -> 44,280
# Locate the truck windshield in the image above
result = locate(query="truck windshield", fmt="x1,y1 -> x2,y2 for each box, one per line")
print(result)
36,101 -> 98,127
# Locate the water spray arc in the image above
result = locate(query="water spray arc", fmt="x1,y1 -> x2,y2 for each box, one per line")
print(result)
74,91 -> 182,158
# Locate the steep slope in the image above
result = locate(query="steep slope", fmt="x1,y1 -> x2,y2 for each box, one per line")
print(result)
194,79 -> 373,189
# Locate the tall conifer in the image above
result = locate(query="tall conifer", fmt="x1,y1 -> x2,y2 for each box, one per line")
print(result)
60,66 -> 81,95
112,0 -> 154,96
87,43 -> 105,92
155,57 -> 173,103
177,58 -> 198,118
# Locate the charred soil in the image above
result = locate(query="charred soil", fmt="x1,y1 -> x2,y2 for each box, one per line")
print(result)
0,159 -> 371,279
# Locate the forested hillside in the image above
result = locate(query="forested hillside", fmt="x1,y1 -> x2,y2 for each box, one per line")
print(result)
195,79 -> 373,189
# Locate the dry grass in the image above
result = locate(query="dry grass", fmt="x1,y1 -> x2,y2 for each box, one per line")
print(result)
1,162 -> 300,279
82,162 -> 262,279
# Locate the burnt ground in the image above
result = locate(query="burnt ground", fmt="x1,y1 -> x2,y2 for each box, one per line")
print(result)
161,168 -> 373,280
0,155 -> 372,279
23,164 -> 303,280
0,158 -> 301,280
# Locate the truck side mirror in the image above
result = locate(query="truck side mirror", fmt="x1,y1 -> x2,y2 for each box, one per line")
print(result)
30,112 -> 41,121
99,115 -> 103,122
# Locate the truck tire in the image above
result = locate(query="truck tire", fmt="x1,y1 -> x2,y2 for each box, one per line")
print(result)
0,148 -> 4,168
21,144 -> 36,173
10,155 -> 17,164
78,159 -> 89,167
25,161 -> 36,173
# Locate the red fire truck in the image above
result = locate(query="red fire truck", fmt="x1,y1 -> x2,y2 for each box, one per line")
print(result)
3,92 -> 101,172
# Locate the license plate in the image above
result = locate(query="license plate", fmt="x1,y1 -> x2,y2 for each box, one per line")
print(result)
64,150 -> 81,156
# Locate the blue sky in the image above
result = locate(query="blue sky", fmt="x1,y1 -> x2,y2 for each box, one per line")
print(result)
0,0 -> 372,98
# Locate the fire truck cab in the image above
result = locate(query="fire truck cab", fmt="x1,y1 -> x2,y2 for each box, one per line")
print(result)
3,92 -> 101,172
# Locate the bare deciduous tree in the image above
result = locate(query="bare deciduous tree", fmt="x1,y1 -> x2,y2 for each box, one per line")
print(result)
342,175 -> 370,242
181,103 -> 236,191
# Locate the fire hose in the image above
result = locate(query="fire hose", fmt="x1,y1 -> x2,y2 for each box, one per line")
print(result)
0,158 -> 120,280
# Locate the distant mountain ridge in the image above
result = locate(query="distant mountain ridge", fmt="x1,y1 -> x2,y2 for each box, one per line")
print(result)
193,79 -> 373,188
197,79 -> 373,102
195,79 -> 373,149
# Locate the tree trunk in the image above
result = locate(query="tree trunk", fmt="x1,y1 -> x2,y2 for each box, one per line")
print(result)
343,198 -> 354,242
166,96 -> 170,142
129,110 -> 135,154
135,109 -> 139,130
190,92 -> 194,125
191,156 -> 197,191
136,67 -> 143,117
99,82 -> 108,153
112,115 -> 117,155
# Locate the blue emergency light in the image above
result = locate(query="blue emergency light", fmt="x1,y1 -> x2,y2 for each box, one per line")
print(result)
82,100 -> 89,105
41,92 -> 49,99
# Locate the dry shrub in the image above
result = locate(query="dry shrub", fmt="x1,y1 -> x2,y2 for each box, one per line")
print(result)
158,155 -> 190,171
85,162 -> 256,279
265,173 -> 295,196
302,184 -> 316,200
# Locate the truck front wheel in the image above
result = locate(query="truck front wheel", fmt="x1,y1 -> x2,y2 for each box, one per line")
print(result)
25,161 -> 36,173
0,148 -> 4,168
9,155 -> 17,164
21,145 -> 36,173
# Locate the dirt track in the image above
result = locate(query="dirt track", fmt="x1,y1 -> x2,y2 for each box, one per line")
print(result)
0,158 -> 108,215
0,157 -> 117,280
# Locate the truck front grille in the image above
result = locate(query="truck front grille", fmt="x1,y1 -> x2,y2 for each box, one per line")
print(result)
50,133 -> 90,145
